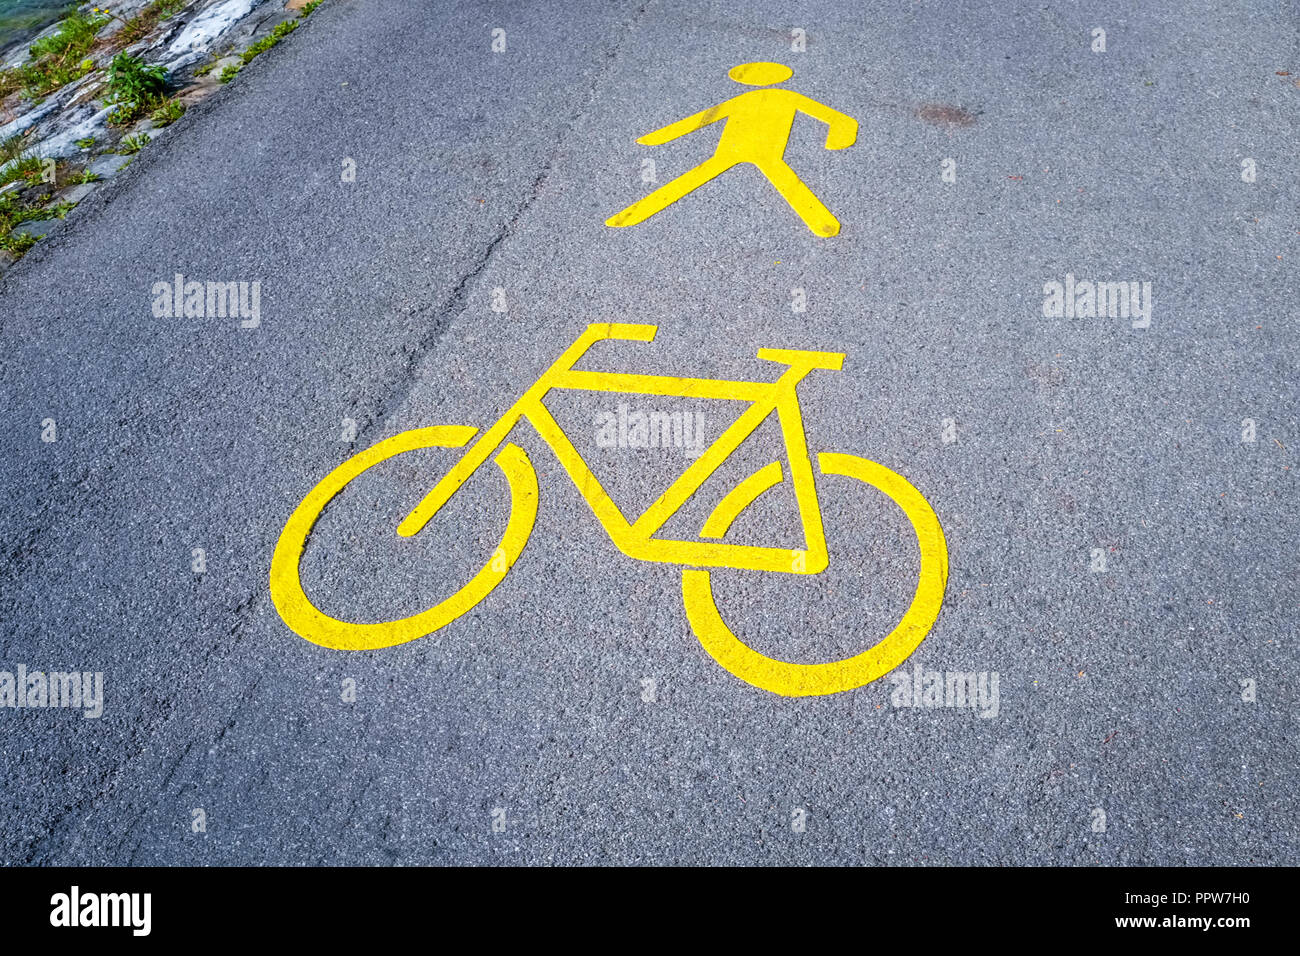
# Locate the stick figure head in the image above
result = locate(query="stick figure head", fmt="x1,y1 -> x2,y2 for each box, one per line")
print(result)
728,62 -> 794,86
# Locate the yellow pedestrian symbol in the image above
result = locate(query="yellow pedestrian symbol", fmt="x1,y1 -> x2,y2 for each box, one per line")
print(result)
606,62 -> 859,237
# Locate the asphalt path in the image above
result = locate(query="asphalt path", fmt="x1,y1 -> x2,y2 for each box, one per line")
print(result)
0,0 -> 1296,864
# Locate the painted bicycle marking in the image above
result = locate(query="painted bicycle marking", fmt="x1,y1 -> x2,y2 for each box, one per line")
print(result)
269,324 -> 947,697
606,62 -> 859,237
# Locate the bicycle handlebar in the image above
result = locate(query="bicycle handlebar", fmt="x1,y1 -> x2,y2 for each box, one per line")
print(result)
757,347 -> 845,371
578,325 -> 844,372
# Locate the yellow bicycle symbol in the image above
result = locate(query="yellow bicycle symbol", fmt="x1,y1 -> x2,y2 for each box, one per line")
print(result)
270,324 -> 948,697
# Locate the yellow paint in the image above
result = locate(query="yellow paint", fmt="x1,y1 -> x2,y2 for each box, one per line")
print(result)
606,62 -> 859,237
395,323 -> 833,574
269,428 -> 538,651
271,324 -> 947,695
683,453 -> 948,697
700,461 -> 783,539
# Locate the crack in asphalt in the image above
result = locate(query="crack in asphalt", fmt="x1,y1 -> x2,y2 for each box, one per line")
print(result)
27,0 -> 658,864
350,1 -> 653,449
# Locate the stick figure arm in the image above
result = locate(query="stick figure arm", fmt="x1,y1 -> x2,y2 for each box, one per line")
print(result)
791,95 -> 859,150
636,101 -> 733,145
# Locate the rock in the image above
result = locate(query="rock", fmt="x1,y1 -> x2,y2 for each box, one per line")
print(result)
1,18 -> 65,70
164,0 -> 262,70
33,105 -> 116,160
86,154 -> 134,179
175,80 -> 219,107
58,183 -> 98,205
1,41 -> 31,70
126,118 -> 158,138
0,94 -> 64,141
10,218 -> 60,240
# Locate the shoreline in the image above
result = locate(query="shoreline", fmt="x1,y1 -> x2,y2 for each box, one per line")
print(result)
0,1 -> 73,54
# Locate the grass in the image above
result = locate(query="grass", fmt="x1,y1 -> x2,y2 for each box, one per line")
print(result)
0,4 -> 191,103
118,133 -> 150,155
0,151 -> 72,193
0,155 -> 43,188
0,191 -> 71,256
39,199 -> 74,219
2,1 -> 322,95
2,228 -> 39,257
243,19 -> 298,63
220,17 -> 305,84
150,97 -> 185,127
215,3 -> 323,86
0,0 -> 325,262
0,136 -> 46,189
0,134 -> 29,167
2,8 -> 108,100
193,54 -> 222,78
0,137 -> 80,257
27,9 -> 103,61
94,1 -> 190,46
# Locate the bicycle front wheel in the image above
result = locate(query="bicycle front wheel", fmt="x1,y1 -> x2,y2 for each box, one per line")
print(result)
682,451 -> 948,696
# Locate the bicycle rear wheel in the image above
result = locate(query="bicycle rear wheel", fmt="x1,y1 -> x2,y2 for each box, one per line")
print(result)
270,426 -> 538,651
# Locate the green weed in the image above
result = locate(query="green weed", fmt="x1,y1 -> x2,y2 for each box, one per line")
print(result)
150,98 -> 185,127
240,19 -> 298,65
104,52 -> 168,125
0,153 -> 44,188
118,133 -> 150,155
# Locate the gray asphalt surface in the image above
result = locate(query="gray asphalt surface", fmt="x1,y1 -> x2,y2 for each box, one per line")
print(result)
0,0 -> 1296,864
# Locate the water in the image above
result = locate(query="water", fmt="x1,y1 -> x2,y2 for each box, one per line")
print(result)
0,0 -> 76,55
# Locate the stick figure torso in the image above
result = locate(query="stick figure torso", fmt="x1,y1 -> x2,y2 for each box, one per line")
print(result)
607,62 -> 859,237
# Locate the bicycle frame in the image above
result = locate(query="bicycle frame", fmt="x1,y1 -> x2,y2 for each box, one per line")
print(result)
397,323 -> 845,575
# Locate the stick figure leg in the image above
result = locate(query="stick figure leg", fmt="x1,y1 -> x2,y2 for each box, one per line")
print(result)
606,155 -> 738,228
756,160 -> 841,237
